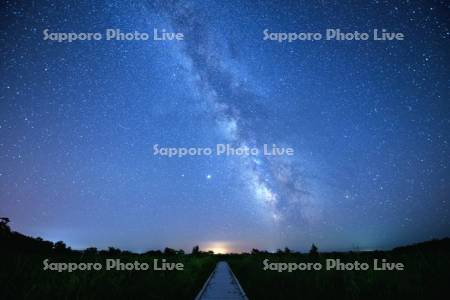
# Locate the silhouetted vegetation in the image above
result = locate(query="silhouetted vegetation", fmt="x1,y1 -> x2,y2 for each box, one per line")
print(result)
0,217 -> 11,233
0,220 -> 217,300
309,243 -> 318,256
1,218 -> 450,299
192,245 -> 200,255
228,239 -> 450,300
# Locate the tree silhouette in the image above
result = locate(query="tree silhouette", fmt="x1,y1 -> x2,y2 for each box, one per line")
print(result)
54,241 -> 68,253
0,217 -> 11,233
251,248 -> 260,254
107,247 -> 122,255
164,247 -> 176,255
192,245 -> 200,255
85,247 -> 98,255
309,243 -> 319,256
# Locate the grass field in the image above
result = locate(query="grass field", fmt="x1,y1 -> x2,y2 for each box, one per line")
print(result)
0,252 -> 217,299
227,242 -> 450,300
1,223 -> 450,299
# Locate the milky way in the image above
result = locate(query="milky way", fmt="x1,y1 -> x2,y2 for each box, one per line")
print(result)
150,0 -> 324,227
0,0 -> 449,252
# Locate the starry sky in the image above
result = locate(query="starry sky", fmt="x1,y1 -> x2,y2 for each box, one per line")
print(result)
1,0 -> 449,253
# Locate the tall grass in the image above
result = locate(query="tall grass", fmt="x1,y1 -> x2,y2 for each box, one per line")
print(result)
0,252 -> 217,299
227,248 -> 450,300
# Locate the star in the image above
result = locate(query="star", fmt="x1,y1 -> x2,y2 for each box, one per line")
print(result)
0,0 -> 448,253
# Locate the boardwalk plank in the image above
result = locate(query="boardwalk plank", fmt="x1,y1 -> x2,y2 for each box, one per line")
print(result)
195,261 -> 248,300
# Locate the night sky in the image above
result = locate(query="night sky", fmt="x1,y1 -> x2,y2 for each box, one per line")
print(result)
1,0 -> 449,253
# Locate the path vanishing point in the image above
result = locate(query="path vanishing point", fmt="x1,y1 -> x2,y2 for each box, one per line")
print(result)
195,261 -> 249,300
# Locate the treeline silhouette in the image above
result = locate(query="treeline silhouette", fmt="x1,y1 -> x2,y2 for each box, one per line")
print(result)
2,216 -> 450,299
0,217 -> 220,300
0,217 -> 220,255
2,216 -> 450,256
0,217 -> 339,257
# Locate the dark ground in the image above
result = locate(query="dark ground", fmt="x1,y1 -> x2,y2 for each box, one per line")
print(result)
1,220 -> 449,299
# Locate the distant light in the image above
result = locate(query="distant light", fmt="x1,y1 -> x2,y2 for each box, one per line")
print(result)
208,246 -> 228,254
203,241 -> 232,254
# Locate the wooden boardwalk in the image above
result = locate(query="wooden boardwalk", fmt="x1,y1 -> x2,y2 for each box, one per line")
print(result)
195,261 -> 248,300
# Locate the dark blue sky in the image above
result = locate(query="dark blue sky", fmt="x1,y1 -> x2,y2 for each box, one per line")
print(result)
1,0 -> 449,252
